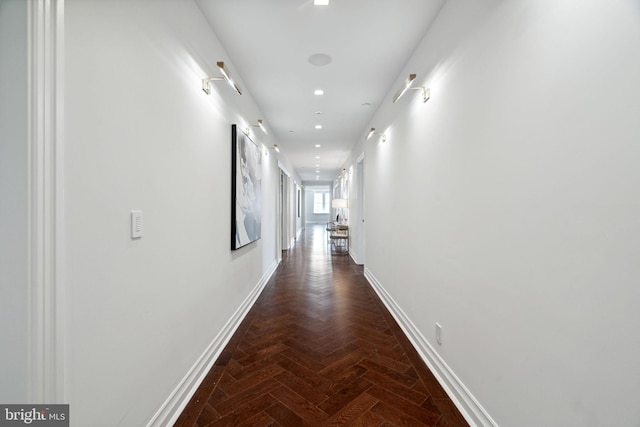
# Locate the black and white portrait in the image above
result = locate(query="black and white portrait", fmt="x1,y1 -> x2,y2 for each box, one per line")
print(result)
231,125 -> 262,249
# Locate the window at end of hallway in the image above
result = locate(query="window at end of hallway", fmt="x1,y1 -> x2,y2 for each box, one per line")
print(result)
313,192 -> 330,214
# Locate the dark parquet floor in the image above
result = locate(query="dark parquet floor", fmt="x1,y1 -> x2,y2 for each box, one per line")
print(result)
175,225 -> 468,426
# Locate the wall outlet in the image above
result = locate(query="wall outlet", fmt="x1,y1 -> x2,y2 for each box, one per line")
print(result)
435,323 -> 442,345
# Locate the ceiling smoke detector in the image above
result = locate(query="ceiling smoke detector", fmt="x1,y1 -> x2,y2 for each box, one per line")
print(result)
308,53 -> 332,66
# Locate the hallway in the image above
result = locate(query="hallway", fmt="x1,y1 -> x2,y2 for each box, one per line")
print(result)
175,225 -> 467,426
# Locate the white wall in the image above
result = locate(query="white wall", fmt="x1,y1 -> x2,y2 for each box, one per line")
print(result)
0,0 -> 29,403
63,1 -> 293,425
351,0 -> 640,425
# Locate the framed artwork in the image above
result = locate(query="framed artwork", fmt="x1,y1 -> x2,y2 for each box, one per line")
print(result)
297,189 -> 301,218
231,124 -> 262,250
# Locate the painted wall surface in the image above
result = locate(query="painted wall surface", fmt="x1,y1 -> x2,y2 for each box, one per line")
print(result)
64,0 -> 296,424
0,0 -> 29,403
352,0 -> 640,425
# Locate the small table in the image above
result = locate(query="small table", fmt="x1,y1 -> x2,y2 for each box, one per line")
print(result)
328,223 -> 349,255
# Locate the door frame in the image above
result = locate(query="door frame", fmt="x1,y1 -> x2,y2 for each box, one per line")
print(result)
28,0 -> 66,403
355,153 -> 366,265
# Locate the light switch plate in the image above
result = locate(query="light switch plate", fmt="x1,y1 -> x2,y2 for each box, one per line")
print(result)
131,210 -> 143,239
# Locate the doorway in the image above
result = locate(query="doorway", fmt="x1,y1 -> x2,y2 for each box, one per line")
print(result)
279,169 -> 290,257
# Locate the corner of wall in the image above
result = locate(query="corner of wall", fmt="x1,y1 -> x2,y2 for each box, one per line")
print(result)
148,260 -> 279,426
364,268 -> 497,427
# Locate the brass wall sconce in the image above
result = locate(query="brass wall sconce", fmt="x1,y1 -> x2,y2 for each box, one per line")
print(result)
393,74 -> 429,103
202,62 -> 242,95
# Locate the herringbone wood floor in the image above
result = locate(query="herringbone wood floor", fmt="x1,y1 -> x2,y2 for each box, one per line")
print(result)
175,225 -> 468,426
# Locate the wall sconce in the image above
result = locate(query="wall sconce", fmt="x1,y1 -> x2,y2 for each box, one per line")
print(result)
366,127 -> 387,143
264,144 -> 279,155
202,61 -> 242,95
393,74 -> 429,103
246,119 -> 268,135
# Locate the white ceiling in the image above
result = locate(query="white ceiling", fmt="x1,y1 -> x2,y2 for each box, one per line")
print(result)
195,0 -> 444,182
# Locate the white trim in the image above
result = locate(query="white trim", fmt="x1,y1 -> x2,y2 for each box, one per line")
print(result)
364,268 -> 498,427
277,161 -> 290,177
349,248 -> 360,265
354,154 -> 366,266
147,259 -> 280,427
28,0 -> 65,404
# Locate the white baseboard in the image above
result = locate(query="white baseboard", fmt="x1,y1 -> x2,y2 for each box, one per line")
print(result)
349,247 -> 360,265
147,260 -> 280,427
364,268 -> 498,427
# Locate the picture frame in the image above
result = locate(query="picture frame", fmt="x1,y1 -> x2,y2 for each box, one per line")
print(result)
231,124 -> 262,250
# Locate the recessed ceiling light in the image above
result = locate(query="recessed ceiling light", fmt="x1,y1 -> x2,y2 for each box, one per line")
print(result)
315,111 -> 323,115
315,144 -> 321,148
315,164 -> 320,167
313,0 -> 329,5
315,125 -> 322,129
316,156 -> 320,159
314,89 -> 324,96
